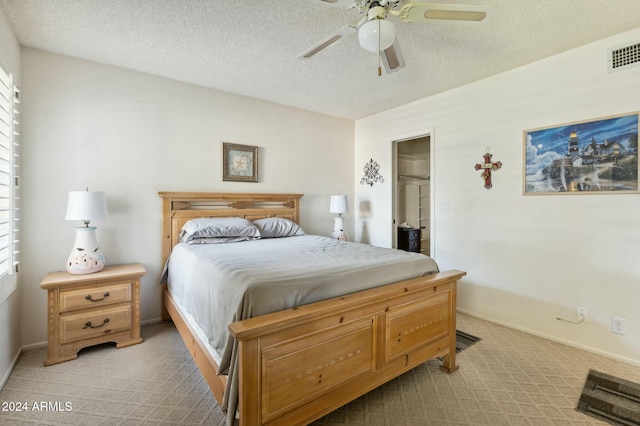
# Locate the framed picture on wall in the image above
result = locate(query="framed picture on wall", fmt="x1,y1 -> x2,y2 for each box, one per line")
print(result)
523,112 -> 639,195
223,143 -> 258,182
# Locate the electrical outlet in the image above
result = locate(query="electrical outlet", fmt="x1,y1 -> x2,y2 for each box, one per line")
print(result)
611,317 -> 625,335
577,306 -> 588,322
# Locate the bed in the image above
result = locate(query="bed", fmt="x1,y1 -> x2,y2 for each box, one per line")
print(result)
159,192 -> 466,425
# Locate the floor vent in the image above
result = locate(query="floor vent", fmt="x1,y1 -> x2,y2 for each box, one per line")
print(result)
608,41 -> 640,73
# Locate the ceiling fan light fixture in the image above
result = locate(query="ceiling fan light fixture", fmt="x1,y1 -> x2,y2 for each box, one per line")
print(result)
358,18 -> 395,53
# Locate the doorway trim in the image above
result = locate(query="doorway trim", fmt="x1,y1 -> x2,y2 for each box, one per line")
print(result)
391,128 -> 435,258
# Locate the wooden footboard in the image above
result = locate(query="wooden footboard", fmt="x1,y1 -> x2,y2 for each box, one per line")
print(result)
229,269 -> 465,425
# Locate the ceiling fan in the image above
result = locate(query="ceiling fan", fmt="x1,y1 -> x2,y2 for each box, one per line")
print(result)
298,0 -> 492,75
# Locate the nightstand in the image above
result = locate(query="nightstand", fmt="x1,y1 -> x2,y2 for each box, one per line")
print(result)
398,227 -> 421,253
40,263 -> 145,366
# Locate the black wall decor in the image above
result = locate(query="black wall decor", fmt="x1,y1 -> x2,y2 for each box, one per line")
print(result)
360,158 -> 385,187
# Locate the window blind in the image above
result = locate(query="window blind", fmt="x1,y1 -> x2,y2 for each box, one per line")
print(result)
0,62 -> 19,286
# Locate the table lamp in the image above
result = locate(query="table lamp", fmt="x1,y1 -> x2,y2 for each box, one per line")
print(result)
329,195 -> 349,241
65,190 -> 108,274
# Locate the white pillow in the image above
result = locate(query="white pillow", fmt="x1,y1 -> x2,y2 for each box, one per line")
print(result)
253,217 -> 305,238
179,217 -> 260,243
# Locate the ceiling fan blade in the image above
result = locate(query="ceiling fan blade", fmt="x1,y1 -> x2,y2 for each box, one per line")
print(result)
394,3 -> 492,24
317,0 -> 355,6
381,39 -> 405,73
297,25 -> 357,59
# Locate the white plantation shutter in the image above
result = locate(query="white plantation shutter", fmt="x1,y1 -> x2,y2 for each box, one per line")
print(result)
0,61 -> 19,304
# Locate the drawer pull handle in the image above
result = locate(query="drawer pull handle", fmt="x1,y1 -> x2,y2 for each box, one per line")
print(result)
85,292 -> 109,302
83,318 -> 110,329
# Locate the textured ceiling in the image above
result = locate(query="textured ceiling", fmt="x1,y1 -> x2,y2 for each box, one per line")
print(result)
1,0 -> 640,120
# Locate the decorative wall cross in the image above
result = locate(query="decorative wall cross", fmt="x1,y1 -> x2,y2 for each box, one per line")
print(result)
474,149 -> 502,189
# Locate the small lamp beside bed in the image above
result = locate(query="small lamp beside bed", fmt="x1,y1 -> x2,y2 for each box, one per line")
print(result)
329,194 -> 349,241
65,190 -> 108,274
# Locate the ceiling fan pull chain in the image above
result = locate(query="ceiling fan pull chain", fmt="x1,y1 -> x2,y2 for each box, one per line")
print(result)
377,18 -> 382,76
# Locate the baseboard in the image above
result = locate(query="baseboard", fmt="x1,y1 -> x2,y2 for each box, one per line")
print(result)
21,340 -> 47,351
457,308 -> 640,367
142,317 -> 164,326
0,346 -> 22,391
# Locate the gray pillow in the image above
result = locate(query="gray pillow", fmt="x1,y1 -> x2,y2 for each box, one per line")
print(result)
179,217 -> 260,243
253,217 -> 305,238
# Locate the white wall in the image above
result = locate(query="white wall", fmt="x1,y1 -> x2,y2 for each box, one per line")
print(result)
20,48 -> 354,346
0,7 -> 21,388
355,29 -> 640,364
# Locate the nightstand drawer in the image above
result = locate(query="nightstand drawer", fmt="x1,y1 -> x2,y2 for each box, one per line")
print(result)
406,229 -> 420,240
60,305 -> 131,344
60,282 -> 132,312
407,240 -> 420,250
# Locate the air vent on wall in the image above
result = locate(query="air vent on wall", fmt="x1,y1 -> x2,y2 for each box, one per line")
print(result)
607,41 -> 640,73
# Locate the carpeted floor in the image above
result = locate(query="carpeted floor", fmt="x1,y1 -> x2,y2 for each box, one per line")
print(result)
2,313 -> 640,425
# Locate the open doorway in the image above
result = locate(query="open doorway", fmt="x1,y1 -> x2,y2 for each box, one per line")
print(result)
392,136 -> 431,256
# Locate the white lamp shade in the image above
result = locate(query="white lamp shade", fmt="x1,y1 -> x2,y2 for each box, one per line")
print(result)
358,18 -> 395,53
65,191 -> 108,222
329,195 -> 348,214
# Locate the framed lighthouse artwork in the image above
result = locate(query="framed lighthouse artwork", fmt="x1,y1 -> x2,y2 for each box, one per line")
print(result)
523,112 -> 639,195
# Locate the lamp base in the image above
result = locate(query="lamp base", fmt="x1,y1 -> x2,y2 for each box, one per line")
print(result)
331,217 -> 349,241
66,226 -> 105,274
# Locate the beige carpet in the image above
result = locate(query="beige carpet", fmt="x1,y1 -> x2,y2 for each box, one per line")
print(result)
2,313 -> 639,425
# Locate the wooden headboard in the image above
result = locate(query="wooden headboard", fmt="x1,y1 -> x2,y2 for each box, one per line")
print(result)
158,192 -> 303,265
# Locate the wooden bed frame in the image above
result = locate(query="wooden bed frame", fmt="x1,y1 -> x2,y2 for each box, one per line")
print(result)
159,192 -> 466,425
